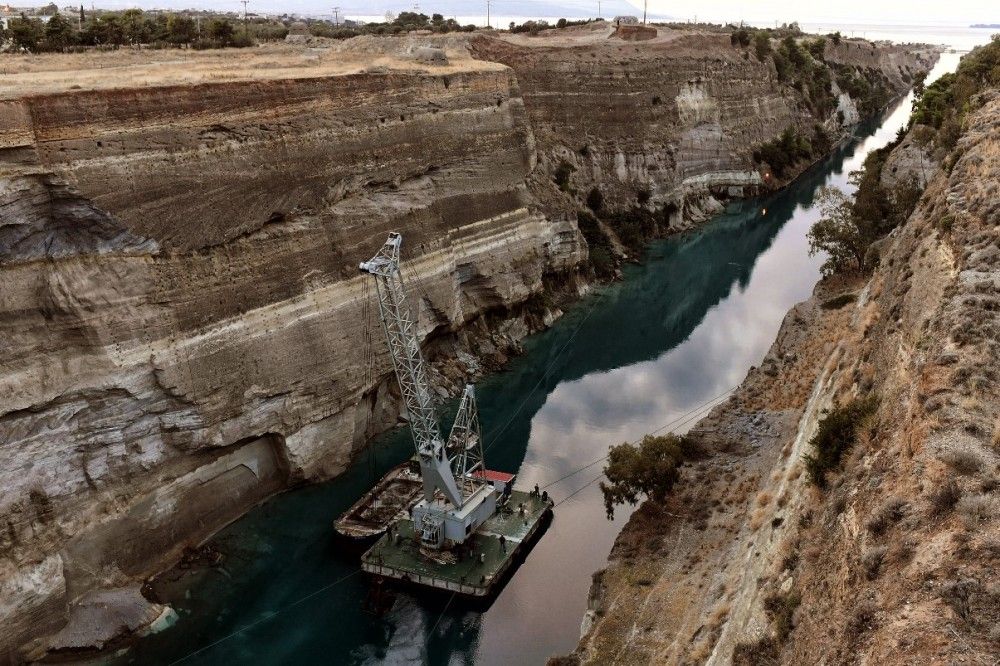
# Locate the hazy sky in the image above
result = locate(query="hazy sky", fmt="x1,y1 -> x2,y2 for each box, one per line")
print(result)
86,0 -> 995,25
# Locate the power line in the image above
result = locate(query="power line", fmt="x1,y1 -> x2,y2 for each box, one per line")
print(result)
549,387 -> 735,507
483,292 -> 606,452
539,384 -> 737,491
166,569 -> 360,665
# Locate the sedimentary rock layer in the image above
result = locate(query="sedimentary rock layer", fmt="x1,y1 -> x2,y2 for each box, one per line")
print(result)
0,60 -> 581,659
0,29 -> 936,660
568,85 -> 998,666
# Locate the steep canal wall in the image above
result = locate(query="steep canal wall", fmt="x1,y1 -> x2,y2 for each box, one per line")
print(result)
0,27 -> 935,660
567,53 -> 999,665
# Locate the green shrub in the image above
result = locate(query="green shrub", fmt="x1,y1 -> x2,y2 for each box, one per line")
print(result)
553,160 -> 575,192
600,434 -> 697,519
753,31 -> 772,60
753,127 -> 815,177
586,187 -> 604,212
804,396 -> 878,487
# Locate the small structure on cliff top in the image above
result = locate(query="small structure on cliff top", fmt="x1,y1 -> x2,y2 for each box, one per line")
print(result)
285,21 -> 310,43
414,46 -> 449,65
344,232 -> 552,596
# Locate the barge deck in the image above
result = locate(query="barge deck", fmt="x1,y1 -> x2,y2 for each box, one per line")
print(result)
361,490 -> 553,597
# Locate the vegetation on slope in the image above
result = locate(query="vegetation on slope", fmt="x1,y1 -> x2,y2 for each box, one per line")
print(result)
804,396 -> 878,488
0,8 -> 476,52
600,434 -> 699,519
808,35 -> 1000,277
909,34 -> 1000,164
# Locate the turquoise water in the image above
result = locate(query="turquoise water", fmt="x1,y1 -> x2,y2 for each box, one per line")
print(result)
116,54 -> 963,666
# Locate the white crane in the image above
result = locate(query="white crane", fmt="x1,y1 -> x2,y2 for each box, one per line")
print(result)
360,233 -> 499,549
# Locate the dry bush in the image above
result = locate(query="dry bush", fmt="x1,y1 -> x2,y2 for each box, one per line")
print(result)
861,545 -> 888,579
845,600 -> 878,643
941,578 -> 979,623
733,637 -> 780,666
928,479 -> 962,516
941,449 -> 984,475
757,491 -> 774,507
866,496 -> 908,536
708,602 -> 732,630
957,494 -> 997,525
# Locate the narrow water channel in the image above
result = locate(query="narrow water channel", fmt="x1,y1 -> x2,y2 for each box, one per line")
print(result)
119,53 -> 960,666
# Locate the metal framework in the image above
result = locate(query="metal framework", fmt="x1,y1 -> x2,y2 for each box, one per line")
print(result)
360,233 -> 489,531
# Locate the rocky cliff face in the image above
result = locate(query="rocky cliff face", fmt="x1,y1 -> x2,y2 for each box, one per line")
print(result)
0,57 -> 582,659
0,29 -> 935,660
473,28 -> 936,227
566,82 -> 997,666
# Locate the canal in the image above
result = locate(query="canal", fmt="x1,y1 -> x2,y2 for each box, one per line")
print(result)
118,53 -> 960,666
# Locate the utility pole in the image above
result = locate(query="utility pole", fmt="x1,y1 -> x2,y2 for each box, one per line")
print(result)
332,6 -> 340,25
486,0 -> 491,28
642,0 -> 647,24
240,0 -> 249,36
597,0 -> 601,19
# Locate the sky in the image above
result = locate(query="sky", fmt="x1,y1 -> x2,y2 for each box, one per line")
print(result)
76,0 -> 996,25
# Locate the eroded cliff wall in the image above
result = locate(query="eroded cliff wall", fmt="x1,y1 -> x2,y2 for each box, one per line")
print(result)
566,82 -> 998,666
0,29 -> 936,660
0,59 -> 581,658
473,28 -> 936,224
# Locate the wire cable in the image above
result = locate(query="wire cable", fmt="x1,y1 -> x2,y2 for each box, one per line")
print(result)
166,569 -> 361,665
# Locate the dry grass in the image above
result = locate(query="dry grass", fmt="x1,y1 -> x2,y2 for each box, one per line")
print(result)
941,449 -> 984,476
0,41 -> 497,100
928,479 -> 962,516
750,506 -> 769,530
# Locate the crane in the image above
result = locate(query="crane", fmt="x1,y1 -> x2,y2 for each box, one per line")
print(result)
360,233 -> 499,549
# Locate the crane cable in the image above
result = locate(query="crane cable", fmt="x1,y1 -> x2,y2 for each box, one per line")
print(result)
541,382 -> 738,492
547,386 -> 736,508
482,290 -> 606,452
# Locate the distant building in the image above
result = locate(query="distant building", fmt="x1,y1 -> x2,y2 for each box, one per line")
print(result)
285,21 -> 310,43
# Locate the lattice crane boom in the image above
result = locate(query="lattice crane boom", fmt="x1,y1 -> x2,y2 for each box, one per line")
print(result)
359,233 -> 487,514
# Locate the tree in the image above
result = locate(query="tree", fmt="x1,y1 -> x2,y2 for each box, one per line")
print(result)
807,186 -> 869,275
166,14 -> 197,44
753,31 -> 771,60
207,18 -> 235,44
731,28 -> 751,47
8,15 -> 44,51
600,434 -> 694,519
38,2 -> 59,16
120,8 -> 147,44
44,12 -> 74,51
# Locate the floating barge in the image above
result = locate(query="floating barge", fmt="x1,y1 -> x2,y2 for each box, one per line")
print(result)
335,460 -> 423,540
361,489 -> 552,597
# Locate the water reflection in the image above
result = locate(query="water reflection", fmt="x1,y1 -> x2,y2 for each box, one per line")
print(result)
117,61 -> 960,666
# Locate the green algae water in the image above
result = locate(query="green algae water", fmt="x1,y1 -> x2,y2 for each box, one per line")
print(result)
118,55 -> 961,666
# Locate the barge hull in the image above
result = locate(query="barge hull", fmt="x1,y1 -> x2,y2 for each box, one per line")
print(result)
361,490 -> 552,597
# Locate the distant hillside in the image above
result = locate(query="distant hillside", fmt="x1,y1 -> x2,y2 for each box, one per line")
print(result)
971,23 -> 1000,28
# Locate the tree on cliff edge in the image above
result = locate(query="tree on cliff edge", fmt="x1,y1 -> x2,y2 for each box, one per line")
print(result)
807,186 -> 869,276
600,434 -> 696,519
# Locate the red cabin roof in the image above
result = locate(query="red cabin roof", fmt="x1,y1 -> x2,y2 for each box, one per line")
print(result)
473,469 -> 515,483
